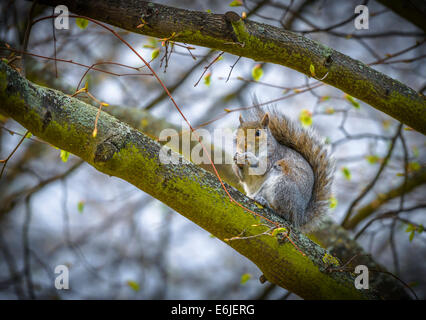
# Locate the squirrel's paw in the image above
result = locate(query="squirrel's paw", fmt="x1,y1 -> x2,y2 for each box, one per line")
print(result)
244,152 -> 259,167
234,152 -> 259,168
233,152 -> 245,168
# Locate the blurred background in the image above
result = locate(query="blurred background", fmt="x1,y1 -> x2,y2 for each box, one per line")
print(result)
0,0 -> 425,299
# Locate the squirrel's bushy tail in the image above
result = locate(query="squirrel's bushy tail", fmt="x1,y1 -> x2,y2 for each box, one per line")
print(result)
246,103 -> 335,232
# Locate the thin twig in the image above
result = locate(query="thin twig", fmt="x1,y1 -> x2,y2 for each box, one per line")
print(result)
342,123 -> 403,227
0,130 -> 29,180
193,51 -> 224,87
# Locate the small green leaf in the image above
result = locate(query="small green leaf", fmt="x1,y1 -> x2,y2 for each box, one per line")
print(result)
299,109 -> 312,127
405,224 -> 423,242
405,224 -> 415,233
151,48 -> 160,60
329,196 -> 338,209
408,162 -> 420,172
309,64 -> 316,77
204,72 -> 212,86
366,155 -> 380,164
75,18 -> 89,30
127,280 -> 140,291
206,9 -> 212,13
251,64 -> 263,81
345,94 -> 360,109
77,201 -> 85,213
143,37 -> 158,49
240,273 -> 252,284
271,227 -> 288,237
229,0 -> 243,7
60,150 -> 70,163
342,167 -> 351,180
25,132 -> 32,139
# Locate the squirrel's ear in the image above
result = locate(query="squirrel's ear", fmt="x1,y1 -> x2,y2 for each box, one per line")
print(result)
261,113 -> 269,127
239,114 -> 244,125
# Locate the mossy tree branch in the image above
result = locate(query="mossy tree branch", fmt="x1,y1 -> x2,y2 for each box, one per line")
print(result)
35,0 -> 426,134
0,62 -> 411,299
105,104 -> 241,188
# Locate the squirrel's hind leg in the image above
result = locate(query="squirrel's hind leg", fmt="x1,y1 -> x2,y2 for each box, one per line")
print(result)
253,194 -> 270,208
253,193 -> 294,244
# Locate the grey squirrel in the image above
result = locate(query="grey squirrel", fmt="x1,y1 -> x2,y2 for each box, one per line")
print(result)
232,104 -> 334,233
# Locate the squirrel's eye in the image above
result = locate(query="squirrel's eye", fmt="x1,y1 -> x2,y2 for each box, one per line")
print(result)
255,129 -> 261,136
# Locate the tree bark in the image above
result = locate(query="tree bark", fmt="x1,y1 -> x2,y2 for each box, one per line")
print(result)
35,0 -> 426,134
0,61 -> 411,299
377,0 -> 426,33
